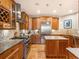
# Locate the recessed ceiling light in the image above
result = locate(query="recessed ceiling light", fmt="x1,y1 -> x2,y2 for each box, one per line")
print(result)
46,4 -> 49,7
53,10 -> 56,13
35,3 -> 39,6
37,10 -> 40,14
69,10 -> 73,13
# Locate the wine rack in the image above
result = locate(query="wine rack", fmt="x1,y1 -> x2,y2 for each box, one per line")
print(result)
0,5 -> 10,23
0,5 -> 11,29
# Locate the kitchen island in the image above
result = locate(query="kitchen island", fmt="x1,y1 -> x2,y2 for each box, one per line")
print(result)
45,36 -> 69,59
0,40 -> 23,59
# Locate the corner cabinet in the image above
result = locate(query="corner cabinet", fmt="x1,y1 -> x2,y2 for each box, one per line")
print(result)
0,42 -> 23,59
0,0 -> 16,29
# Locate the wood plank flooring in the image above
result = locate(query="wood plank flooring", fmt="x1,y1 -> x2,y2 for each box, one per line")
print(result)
27,44 -> 45,59
27,44 -> 68,59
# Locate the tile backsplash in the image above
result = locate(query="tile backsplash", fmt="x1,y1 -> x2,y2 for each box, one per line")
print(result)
0,30 -> 16,41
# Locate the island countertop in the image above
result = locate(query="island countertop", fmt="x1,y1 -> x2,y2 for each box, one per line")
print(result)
44,36 -> 68,40
66,48 -> 79,58
0,40 -> 23,54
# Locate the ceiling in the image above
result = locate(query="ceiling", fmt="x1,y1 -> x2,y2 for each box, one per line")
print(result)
15,0 -> 79,17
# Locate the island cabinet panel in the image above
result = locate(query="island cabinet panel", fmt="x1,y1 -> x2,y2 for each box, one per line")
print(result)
59,40 -> 68,56
46,40 -> 59,57
0,42 -> 23,59
45,40 -> 69,58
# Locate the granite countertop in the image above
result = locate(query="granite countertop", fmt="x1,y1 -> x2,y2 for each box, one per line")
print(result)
66,48 -> 79,58
44,36 -> 68,40
0,40 -> 23,54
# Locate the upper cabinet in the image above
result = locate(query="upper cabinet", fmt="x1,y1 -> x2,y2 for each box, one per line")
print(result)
20,12 -> 29,30
52,17 -> 59,30
0,0 -> 12,10
32,18 -> 38,30
0,0 -> 16,29
32,16 -> 59,30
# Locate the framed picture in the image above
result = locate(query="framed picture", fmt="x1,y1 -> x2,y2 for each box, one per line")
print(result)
64,19 -> 72,29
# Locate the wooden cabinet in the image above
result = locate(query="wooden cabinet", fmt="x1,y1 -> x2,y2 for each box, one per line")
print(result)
20,12 -> 29,30
52,17 -> 59,30
32,16 -> 59,30
11,0 -> 16,29
64,35 -> 74,47
31,35 -> 41,44
0,42 -> 23,59
46,40 -> 58,57
0,0 -> 12,10
59,40 -> 68,57
68,51 -> 78,59
45,40 -> 69,58
0,0 -> 17,29
32,18 -> 38,30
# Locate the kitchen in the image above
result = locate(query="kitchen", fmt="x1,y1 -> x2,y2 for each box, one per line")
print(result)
0,0 -> 79,59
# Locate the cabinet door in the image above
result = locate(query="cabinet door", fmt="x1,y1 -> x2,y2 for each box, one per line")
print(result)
59,40 -> 68,57
68,51 -> 77,59
5,48 -> 19,59
0,0 -> 12,10
32,19 -> 37,30
31,35 -> 41,44
20,12 -> 29,30
0,42 -> 23,59
52,18 -> 59,30
46,40 -> 59,57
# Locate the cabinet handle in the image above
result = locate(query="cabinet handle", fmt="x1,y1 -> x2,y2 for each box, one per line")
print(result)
6,48 -> 19,59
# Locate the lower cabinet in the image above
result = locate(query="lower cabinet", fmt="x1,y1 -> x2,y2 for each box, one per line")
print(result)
68,51 -> 78,59
0,42 -> 23,59
31,34 -> 41,44
45,40 -> 69,58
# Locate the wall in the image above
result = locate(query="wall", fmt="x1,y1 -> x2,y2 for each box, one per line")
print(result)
0,30 -> 15,41
0,22 -> 19,41
51,13 -> 79,35
59,13 -> 79,30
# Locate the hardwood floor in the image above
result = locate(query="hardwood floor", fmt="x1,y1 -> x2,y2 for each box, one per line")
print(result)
27,44 -> 45,59
27,44 -> 68,59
